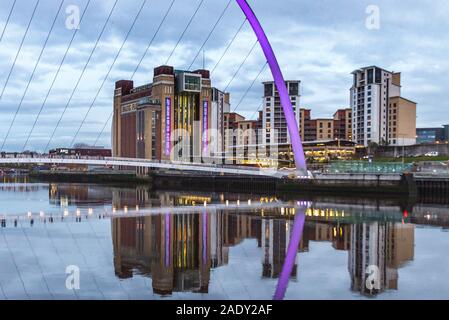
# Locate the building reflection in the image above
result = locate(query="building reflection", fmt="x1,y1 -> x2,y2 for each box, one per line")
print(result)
349,222 -> 414,296
112,211 -> 262,295
0,175 -> 42,192
110,192 -> 415,297
48,183 -> 113,207
43,183 -> 417,297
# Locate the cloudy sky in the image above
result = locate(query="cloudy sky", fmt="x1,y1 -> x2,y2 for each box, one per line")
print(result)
0,0 -> 448,152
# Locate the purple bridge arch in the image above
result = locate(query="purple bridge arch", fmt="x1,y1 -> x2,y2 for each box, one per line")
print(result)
236,0 -> 307,174
236,0 -> 308,300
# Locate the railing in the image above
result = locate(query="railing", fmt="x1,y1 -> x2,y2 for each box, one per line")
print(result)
0,155 -> 288,178
324,161 -> 414,174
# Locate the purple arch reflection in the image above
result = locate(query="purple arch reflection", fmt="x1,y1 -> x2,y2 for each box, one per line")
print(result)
236,0 -> 307,173
273,208 -> 306,300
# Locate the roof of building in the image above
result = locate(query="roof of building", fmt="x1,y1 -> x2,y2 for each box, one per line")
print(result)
389,96 -> 418,105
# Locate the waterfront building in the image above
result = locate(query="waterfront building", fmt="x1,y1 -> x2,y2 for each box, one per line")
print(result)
223,112 -> 245,162
211,88 -> 230,158
223,112 -> 271,166
388,96 -> 417,146
112,65 -> 213,164
299,108 -> 352,142
262,80 -> 301,145
333,108 -> 353,141
350,66 -> 417,146
416,125 -> 449,144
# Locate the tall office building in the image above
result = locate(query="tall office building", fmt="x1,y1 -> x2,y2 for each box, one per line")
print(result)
262,81 -> 301,145
112,65 -> 213,163
350,66 -> 416,146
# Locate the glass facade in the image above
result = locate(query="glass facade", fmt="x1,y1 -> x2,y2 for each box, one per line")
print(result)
184,75 -> 201,91
416,126 -> 448,144
174,92 -> 200,160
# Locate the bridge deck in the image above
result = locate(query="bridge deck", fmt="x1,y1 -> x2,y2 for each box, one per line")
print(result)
0,157 -> 292,178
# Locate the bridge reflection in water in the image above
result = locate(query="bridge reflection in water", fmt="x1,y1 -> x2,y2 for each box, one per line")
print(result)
1,181 -> 449,299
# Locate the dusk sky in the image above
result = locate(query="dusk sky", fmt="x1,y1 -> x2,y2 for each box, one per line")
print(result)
0,0 -> 448,151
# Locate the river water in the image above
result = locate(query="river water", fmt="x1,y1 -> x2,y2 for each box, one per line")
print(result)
0,175 -> 448,300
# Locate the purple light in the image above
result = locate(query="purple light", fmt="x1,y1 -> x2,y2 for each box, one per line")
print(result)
165,214 -> 171,267
165,97 -> 172,157
236,0 -> 307,173
202,100 -> 209,155
273,210 -> 306,300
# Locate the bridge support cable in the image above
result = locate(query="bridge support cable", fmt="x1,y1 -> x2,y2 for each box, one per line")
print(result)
165,0 -> 205,65
22,0 -> 92,152
93,110 -> 112,147
41,219 -> 80,299
18,219 -> 54,299
1,0 -> 65,152
43,0 -> 120,153
130,0 -> 176,79
63,221 -> 106,299
0,0 -> 40,100
83,216 -> 132,299
69,0 -> 148,147
223,39 -> 258,93
0,229 -> 30,299
94,0 -> 177,146
210,17 -> 246,74
186,0 -> 232,70
249,100 -> 263,119
0,0 -> 17,42
232,61 -> 267,113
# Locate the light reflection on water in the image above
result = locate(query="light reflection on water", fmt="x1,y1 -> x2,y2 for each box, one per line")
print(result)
0,176 -> 449,300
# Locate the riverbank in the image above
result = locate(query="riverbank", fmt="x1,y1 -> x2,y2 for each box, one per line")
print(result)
29,170 -> 152,185
151,172 -> 417,197
26,170 -> 421,197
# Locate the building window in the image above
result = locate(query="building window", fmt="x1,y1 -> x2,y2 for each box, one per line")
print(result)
289,82 -> 299,96
264,83 -> 273,97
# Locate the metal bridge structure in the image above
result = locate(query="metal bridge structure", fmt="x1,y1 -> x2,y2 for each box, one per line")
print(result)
0,155 -> 303,178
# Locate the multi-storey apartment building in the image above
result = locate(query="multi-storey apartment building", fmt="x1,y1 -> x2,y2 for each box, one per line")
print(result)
262,80 -> 301,145
333,108 -> 353,141
350,66 -> 416,146
299,108 -> 352,142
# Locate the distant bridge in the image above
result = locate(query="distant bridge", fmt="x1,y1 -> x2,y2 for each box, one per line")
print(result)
0,156 -> 303,178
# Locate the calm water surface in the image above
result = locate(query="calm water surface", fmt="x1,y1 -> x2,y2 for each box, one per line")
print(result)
0,175 -> 448,300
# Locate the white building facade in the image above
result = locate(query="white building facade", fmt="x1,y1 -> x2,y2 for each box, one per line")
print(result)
350,66 -> 401,146
262,81 -> 301,146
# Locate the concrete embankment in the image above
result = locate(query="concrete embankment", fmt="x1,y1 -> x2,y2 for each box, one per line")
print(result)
151,172 -> 418,197
29,171 -> 152,185
28,170 -> 419,197
278,173 -> 417,196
